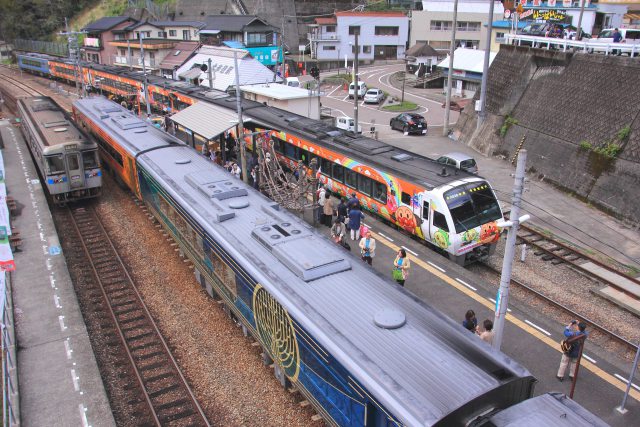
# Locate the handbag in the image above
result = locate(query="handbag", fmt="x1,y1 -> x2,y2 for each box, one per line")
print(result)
392,268 -> 404,281
560,339 -> 573,354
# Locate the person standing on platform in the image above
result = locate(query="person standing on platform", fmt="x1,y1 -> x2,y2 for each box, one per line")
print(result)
317,185 -> 326,223
358,231 -> 376,265
557,320 -> 588,382
322,191 -> 334,227
348,207 -> 365,241
336,197 -> 348,224
347,192 -> 360,210
393,249 -> 410,286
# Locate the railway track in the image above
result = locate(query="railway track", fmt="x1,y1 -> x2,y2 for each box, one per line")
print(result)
479,261 -> 638,354
0,65 -> 42,97
68,205 -> 210,426
503,211 -> 640,300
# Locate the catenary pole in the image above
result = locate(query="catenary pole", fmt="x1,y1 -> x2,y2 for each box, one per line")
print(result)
353,31 -> 359,134
492,149 -> 527,351
234,51 -> 249,184
442,0 -> 459,136
208,58 -> 213,89
477,0 -> 496,130
616,342 -> 640,413
576,0 -> 586,41
139,33 -> 151,118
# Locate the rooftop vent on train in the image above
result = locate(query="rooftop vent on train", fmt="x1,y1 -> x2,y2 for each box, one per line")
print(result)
374,308 -> 406,329
391,153 -> 412,162
111,115 -> 147,130
252,224 -> 351,282
185,170 -> 249,222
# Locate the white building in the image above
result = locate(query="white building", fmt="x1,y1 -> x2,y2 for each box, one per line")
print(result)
175,46 -> 280,92
437,47 -> 496,97
309,11 -> 409,64
241,84 -> 320,120
411,0 -> 504,51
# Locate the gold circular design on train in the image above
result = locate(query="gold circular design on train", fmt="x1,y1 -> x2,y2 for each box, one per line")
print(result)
253,284 -> 300,381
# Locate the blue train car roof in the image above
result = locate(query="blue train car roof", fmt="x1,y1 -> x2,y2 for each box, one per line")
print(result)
128,140 -> 533,425
73,96 -> 180,155
489,392 -> 609,427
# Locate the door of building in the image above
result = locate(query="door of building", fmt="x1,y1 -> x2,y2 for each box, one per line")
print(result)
374,45 -> 398,60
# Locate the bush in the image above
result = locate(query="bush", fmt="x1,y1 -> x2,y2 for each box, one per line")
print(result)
382,101 -> 418,112
579,140 -> 592,150
593,142 -> 621,159
616,125 -> 631,142
499,115 -> 518,137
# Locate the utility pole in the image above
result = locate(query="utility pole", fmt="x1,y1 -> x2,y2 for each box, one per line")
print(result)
139,33 -> 152,118
492,148 -> 529,351
59,18 -> 86,98
442,0 -> 459,136
401,67 -> 406,104
234,51 -> 249,184
207,58 -> 213,89
477,0 -> 496,130
277,14 -> 285,82
127,40 -> 132,70
616,342 -> 640,414
576,0 -> 586,41
353,31 -> 359,134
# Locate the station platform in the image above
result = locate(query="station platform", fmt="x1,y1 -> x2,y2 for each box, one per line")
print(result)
313,207 -> 639,426
0,116 -> 115,426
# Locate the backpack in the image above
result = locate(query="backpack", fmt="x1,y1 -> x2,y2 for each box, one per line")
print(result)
560,339 -> 573,354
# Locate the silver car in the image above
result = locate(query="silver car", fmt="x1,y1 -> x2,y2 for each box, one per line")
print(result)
436,152 -> 478,174
363,88 -> 384,104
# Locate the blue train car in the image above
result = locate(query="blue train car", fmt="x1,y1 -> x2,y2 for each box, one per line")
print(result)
16,53 -> 51,76
73,97 -> 538,427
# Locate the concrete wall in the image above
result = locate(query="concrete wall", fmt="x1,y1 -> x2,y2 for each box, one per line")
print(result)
459,45 -> 640,223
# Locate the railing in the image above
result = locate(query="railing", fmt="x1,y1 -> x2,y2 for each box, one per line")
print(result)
307,32 -> 340,42
2,272 -> 19,427
112,55 -> 157,68
504,34 -> 640,56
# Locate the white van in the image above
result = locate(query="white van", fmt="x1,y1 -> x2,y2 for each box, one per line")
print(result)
285,75 -> 315,89
348,81 -> 367,99
335,116 -> 362,134
595,28 -> 640,55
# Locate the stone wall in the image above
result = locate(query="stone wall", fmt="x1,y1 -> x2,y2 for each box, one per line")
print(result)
460,45 -> 640,223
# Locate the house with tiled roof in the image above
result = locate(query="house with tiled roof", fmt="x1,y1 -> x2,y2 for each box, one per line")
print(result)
308,11 -> 409,64
81,16 -> 138,64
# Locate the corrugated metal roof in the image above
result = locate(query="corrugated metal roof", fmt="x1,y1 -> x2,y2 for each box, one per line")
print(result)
490,393 -> 609,426
405,42 -> 440,57
179,67 -> 203,79
168,101 -> 237,140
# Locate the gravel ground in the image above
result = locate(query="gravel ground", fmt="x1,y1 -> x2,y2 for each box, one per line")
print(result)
470,235 -> 640,361
94,177 -> 317,426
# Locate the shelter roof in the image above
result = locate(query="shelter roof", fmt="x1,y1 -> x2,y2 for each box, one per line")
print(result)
405,42 -> 440,57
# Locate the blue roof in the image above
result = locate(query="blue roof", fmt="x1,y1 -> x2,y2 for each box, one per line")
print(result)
492,20 -> 526,29
222,40 -> 245,49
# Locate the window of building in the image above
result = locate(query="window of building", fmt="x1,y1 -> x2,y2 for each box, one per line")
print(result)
351,45 -> 360,54
323,45 -> 336,51
182,29 -> 190,40
457,22 -> 481,32
349,26 -> 360,35
375,26 -> 399,36
362,45 -> 371,54
428,40 -> 451,50
430,21 -> 452,31
457,39 -> 479,49
157,31 -> 164,38
325,25 -> 336,32
169,30 -> 177,37
247,32 -> 268,45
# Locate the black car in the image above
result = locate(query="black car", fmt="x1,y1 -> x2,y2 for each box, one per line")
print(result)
390,113 -> 428,135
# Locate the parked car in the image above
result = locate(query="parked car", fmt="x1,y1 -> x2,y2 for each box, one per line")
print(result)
335,116 -> 362,133
389,113 -> 428,135
363,88 -> 385,104
348,81 -> 367,99
436,152 -> 478,174
594,28 -> 640,55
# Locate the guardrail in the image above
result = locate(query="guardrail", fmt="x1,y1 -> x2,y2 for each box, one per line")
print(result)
2,272 -> 19,427
504,34 -> 639,56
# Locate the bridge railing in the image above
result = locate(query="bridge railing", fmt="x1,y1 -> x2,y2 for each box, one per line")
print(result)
504,34 -> 639,56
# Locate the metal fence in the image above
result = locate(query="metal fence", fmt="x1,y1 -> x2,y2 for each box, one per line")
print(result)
2,272 -> 19,427
13,38 -> 69,57
504,34 -> 640,56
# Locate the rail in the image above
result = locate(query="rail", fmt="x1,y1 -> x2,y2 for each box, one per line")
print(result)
504,34 -> 640,56
2,272 -> 19,427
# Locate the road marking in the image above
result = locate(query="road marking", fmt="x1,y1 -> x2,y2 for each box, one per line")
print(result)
54,294 -> 62,309
59,315 -> 67,331
78,404 -> 90,427
614,374 -> 640,391
456,278 -> 477,291
377,70 -> 440,106
377,232 -> 394,242
582,354 -> 596,364
326,85 -> 341,97
367,228 -> 640,402
65,338 -> 73,359
524,320 -> 551,336
71,369 -> 80,391
488,298 -> 512,312
427,261 -> 444,272
402,246 -> 419,257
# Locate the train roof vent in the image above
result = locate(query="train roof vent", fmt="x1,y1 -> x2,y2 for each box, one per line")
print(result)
391,153 -> 413,162
345,138 -> 394,156
185,171 -> 248,222
111,115 -> 147,130
94,103 -> 121,116
43,120 -> 69,128
252,224 -> 351,282
31,100 -> 58,112
374,309 -> 406,329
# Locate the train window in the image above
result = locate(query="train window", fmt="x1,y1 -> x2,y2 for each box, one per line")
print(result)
82,151 -> 99,168
300,149 -> 309,165
45,155 -> 65,174
401,192 -> 411,205
345,169 -> 357,188
308,154 -> 318,169
357,174 -> 372,196
433,211 -> 449,232
284,142 -> 296,159
208,249 -> 237,297
422,201 -> 429,220
321,159 -> 332,176
332,164 -> 344,183
372,181 -> 387,204
67,154 -> 80,171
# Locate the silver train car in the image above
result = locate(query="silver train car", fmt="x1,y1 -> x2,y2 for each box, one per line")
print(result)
17,96 -> 101,204
74,97 -> 539,426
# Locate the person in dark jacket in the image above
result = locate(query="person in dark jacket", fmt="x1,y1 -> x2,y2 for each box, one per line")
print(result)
347,192 -> 360,210
612,28 -> 623,55
348,207 -> 365,240
462,310 -> 478,333
336,197 -> 348,223
557,320 -> 588,381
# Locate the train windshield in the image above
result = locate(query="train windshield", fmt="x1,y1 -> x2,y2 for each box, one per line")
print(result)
444,181 -> 502,233
82,150 -> 99,169
45,154 -> 65,174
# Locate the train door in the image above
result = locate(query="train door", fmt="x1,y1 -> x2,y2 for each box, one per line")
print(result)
66,152 -> 85,188
419,197 -> 431,242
